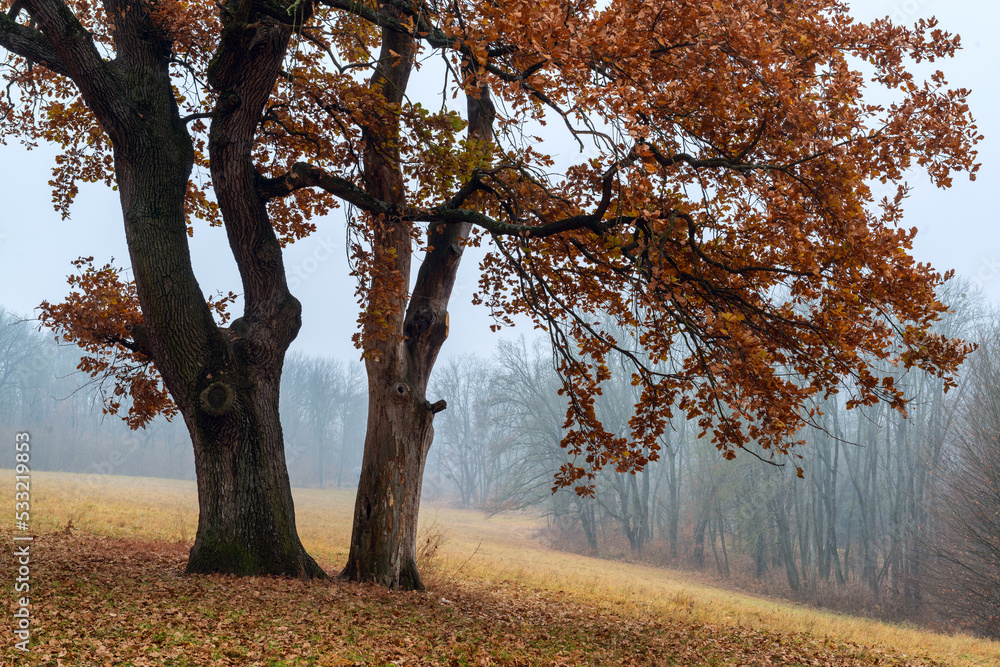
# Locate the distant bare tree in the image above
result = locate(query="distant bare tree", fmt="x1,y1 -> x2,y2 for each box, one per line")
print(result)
0,309 -> 45,425
430,355 -> 508,507
930,323 -> 1000,637
281,354 -> 367,488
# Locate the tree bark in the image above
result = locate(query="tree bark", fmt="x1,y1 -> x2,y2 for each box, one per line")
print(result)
1,0 -> 324,578
187,0 -> 323,577
341,368 -> 437,589
341,8 -> 494,589
184,367 -> 324,576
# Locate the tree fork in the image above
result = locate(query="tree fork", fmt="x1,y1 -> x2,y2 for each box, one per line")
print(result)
342,18 -> 496,588
0,0 -> 328,579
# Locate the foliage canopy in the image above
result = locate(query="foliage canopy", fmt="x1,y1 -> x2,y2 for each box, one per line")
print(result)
2,0 -> 980,491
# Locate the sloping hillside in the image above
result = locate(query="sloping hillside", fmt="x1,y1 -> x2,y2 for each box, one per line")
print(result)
2,471 -> 996,666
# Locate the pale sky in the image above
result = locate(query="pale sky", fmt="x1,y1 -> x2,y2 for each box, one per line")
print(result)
0,0 -> 996,364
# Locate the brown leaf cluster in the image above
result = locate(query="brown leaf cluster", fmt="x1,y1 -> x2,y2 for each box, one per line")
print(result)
35,258 -> 237,429
36,258 -> 176,429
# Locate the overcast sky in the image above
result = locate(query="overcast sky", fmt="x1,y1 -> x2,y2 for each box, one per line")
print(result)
0,0 -> 996,366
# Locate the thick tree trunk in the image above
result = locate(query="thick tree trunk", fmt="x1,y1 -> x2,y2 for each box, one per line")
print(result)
7,0 -> 322,578
341,216 -> 459,589
89,0 -> 320,578
118,124 -> 323,577
185,367 -> 325,576
181,1 -> 323,578
112,99 -> 323,578
118,135 -> 321,578
339,5 -> 425,589
341,7 -> 495,589
340,365 -> 436,589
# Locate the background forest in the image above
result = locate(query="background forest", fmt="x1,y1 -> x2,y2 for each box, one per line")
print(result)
3,280 -> 999,637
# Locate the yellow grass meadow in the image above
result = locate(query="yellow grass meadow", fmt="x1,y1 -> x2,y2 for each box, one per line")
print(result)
3,469 -> 999,666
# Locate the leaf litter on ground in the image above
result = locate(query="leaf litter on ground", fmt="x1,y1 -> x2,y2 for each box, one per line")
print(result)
2,530 -> 949,666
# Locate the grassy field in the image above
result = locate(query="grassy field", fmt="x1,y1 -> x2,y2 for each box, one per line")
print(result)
2,470 -> 998,666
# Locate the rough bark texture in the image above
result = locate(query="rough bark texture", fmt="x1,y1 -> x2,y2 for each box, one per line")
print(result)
186,0 -> 322,578
341,7 -> 495,590
184,365 -> 323,577
340,4 -> 425,590
1,0 -> 323,578
342,377 -> 437,589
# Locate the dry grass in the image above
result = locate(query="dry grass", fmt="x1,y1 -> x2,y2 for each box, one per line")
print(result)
4,470 -> 998,666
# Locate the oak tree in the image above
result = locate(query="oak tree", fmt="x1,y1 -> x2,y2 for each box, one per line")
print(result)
1,0 -> 326,577
282,0 -> 980,590
2,0 -> 980,590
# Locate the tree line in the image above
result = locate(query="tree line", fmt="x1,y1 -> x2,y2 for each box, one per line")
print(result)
427,286 -> 1000,638
0,307 -> 366,489
6,274 -> 1000,638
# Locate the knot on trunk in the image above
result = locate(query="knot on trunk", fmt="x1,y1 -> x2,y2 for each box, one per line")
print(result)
200,381 -> 236,416
404,306 -> 435,340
